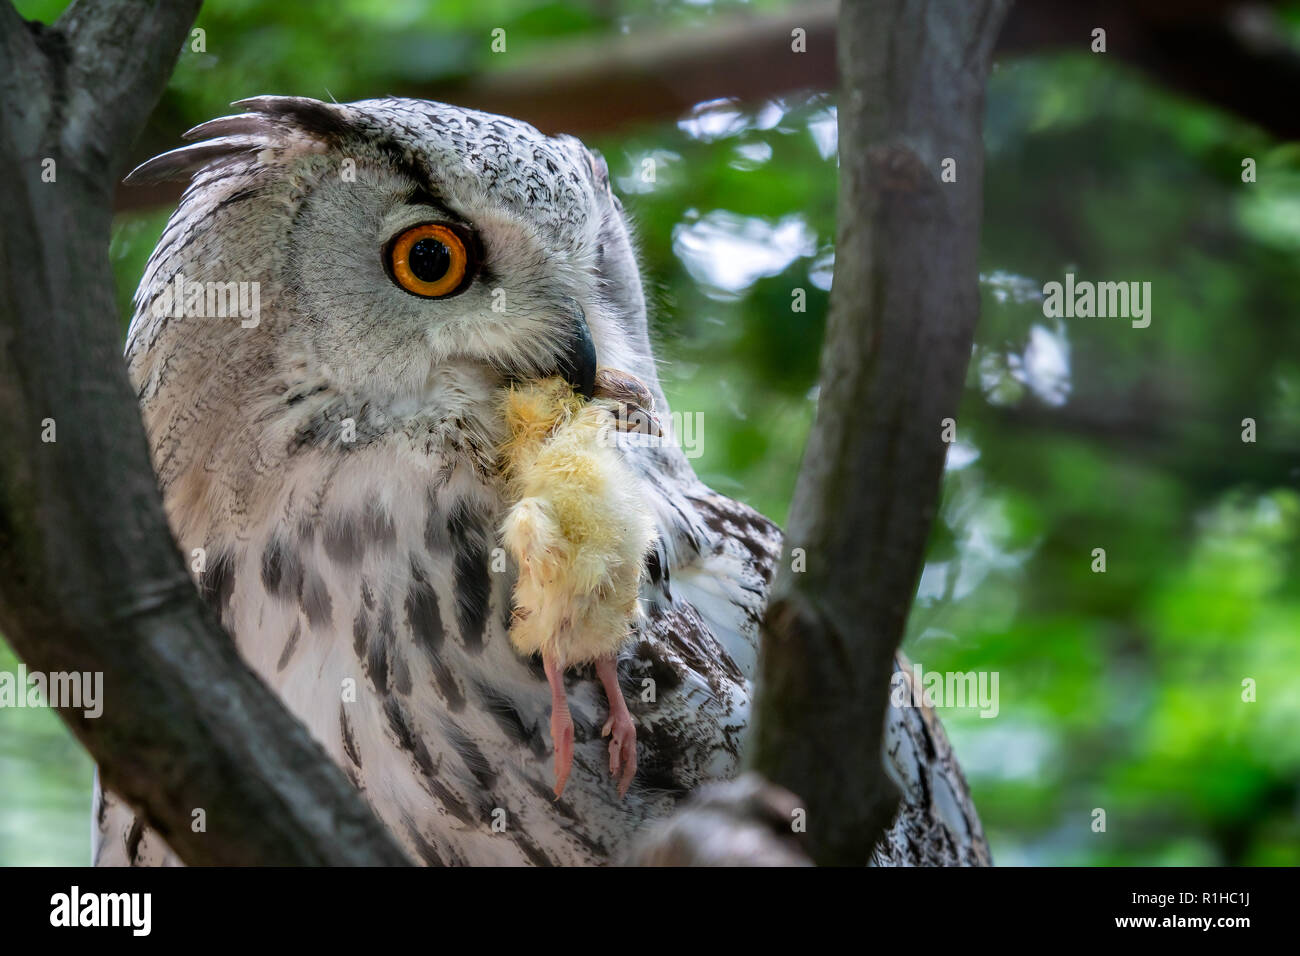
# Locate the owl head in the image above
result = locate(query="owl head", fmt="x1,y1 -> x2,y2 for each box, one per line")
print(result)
126,96 -> 659,418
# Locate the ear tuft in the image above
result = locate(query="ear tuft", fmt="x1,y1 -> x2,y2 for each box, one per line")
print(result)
231,95 -> 353,142
124,137 -> 263,185
124,96 -> 353,187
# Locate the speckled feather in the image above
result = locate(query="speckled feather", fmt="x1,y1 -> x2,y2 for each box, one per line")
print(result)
94,96 -> 988,867
95,97 -> 778,866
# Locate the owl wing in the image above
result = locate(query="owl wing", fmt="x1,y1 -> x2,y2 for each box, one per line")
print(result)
635,460 -> 989,865
874,652 -> 993,865
649,486 -> 778,684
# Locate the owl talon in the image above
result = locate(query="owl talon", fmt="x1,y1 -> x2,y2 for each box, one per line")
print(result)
592,368 -> 662,437
609,401 -> 662,437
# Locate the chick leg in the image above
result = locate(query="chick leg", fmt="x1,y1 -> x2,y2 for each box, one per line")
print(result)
595,654 -> 637,798
543,653 -> 575,798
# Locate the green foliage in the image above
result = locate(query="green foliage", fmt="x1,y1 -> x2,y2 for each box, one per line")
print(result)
4,0 -> 1298,867
0,644 -> 94,866
917,53 -> 1300,865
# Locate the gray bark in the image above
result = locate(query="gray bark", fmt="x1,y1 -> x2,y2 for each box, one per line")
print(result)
0,0 -> 409,867
749,0 -> 1011,866
2,0 -> 1003,869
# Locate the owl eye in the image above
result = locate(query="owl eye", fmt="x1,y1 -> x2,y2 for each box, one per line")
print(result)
386,223 -> 474,298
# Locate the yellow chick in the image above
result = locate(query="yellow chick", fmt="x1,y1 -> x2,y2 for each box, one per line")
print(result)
498,372 -> 659,798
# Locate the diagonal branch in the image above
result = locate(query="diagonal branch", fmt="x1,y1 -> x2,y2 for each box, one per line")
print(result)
0,0 -> 409,866
57,0 -> 203,171
112,0 -> 1300,213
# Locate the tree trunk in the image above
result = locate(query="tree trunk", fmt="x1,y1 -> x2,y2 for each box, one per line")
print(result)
2,0 -> 1005,869
749,0 -> 1010,866
0,0 -> 409,867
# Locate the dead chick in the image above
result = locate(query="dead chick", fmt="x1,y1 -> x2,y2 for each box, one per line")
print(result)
498,369 -> 660,798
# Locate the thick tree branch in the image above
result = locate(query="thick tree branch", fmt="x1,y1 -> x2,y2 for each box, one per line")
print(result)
435,1 -> 836,135
748,0 -> 1010,865
0,0 -> 409,865
987,395 -> 1300,497
59,0 -> 209,172
625,775 -> 813,866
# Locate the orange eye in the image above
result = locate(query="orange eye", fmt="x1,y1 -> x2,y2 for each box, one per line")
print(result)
386,223 -> 473,298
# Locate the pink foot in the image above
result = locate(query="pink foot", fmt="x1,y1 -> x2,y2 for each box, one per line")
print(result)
596,654 -> 637,799
550,703 -> 574,798
544,654 -> 574,798
601,709 -> 637,799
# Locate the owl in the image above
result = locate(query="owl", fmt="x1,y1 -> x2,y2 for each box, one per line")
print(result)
93,96 -> 988,867
92,95 -> 780,866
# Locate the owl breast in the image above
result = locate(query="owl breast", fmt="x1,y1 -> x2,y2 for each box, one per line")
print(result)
92,362 -> 764,866
99,94 -> 782,866
195,434 -> 748,866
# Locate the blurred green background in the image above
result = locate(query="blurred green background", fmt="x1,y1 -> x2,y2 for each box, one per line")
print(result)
4,0 -> 1299,866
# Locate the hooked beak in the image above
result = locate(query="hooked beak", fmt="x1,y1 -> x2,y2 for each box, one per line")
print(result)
552,301 -> 661,437
556,305 -> 598,400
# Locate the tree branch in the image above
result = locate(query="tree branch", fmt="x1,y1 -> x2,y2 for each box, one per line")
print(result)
0,0 -> 409,866
986,395 -> 1300,497
748,0 -> 1011,866
625,774 -> 813,866
435,0 -> 836,135
56,1 -> 190,168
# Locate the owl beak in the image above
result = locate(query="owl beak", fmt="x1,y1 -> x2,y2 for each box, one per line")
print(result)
556,308 -> 598,400
552,305 -> 660,437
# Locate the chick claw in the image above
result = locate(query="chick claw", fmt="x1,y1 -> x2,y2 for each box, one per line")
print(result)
601,710 -> 638,799
595,654 -> 637,799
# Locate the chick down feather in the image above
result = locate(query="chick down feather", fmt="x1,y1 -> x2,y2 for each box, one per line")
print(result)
499,377 -> 657,666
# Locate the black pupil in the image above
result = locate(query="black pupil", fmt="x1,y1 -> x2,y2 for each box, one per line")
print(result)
408,237 -> 451,283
